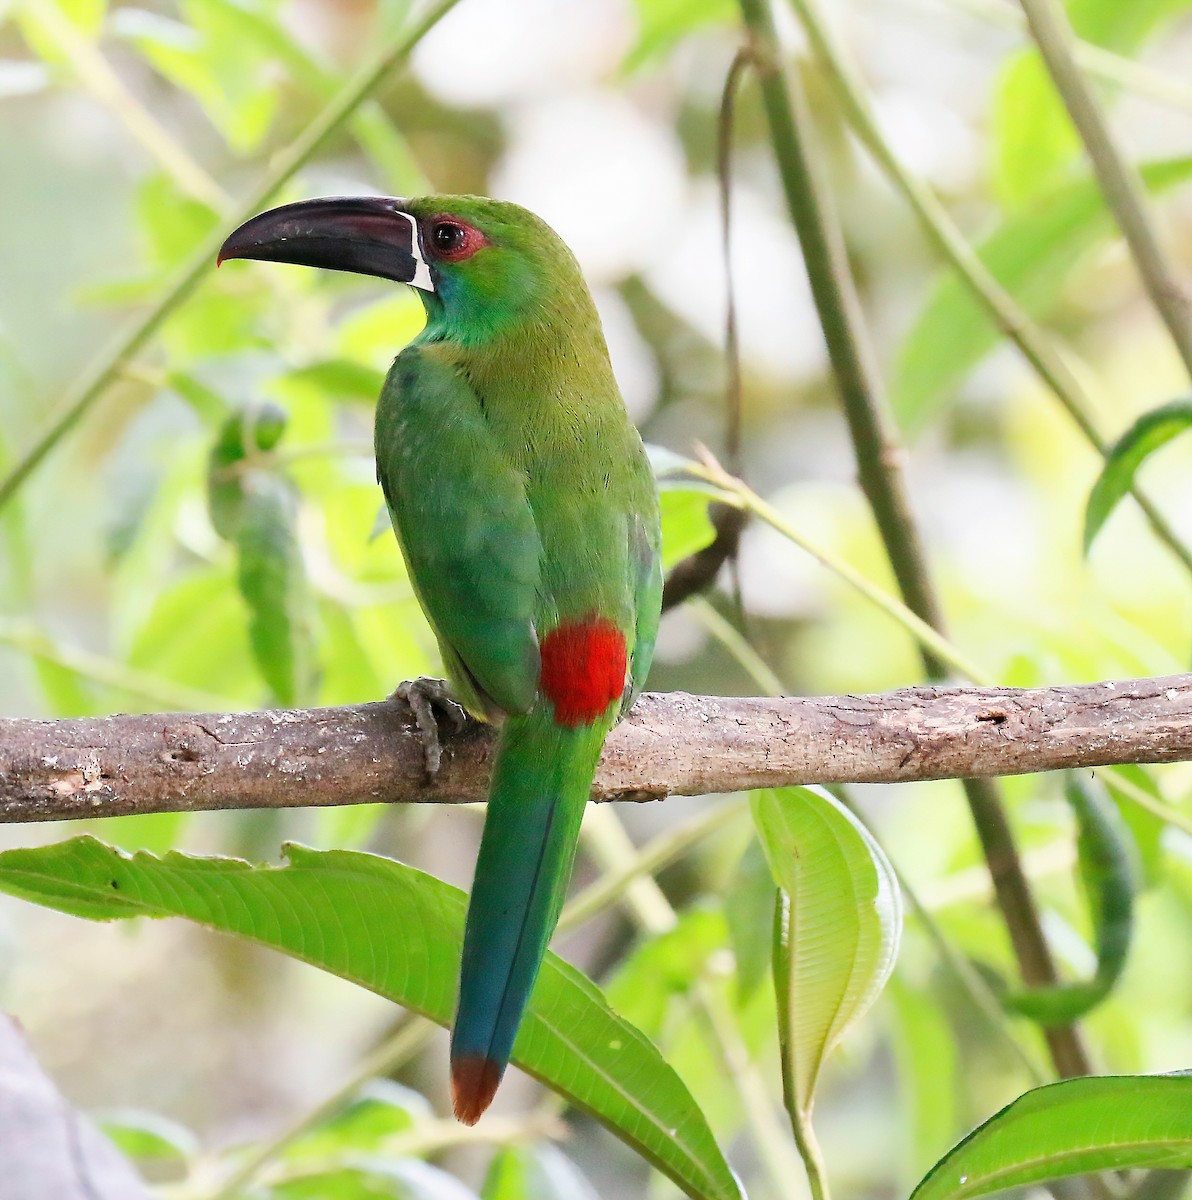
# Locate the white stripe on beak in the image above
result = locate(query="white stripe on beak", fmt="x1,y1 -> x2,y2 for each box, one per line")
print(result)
398,210 -> 435,293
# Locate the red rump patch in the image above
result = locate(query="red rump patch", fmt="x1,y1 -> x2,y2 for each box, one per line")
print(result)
539,617 -> 628,728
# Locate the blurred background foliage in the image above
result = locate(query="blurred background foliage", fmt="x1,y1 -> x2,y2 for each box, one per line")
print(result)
1,0 -> 1192,1196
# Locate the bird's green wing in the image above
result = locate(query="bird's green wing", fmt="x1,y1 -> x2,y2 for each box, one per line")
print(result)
375,346 -> 542,717
626,503 -> 662,710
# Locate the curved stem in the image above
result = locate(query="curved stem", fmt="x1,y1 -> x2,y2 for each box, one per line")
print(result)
1018,0 -> 1192,378
789,1107 -> 831,1200
693,463 -> 992,684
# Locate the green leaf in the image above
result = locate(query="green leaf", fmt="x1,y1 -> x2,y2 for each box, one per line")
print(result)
334,292 -> 425,370
992,0 -> 1190,207
1083,397 -> 1192,553
910,1073 -> 1192,1200
1003,774 -> 1135,1024
15,0 -> 106,65
124,569 -> 257,702
285,1080 -> 427,1160
137,173 -> 220,270
482,1145 -> 601,1200
607,904 -> 775,1139
168,370 -> 230,426
659,490 -> 718,570
113,5 -> 279,152
271,1159 -> 480,1200
645,445 -> 734,570
281,359 -> 388,406
0,839 -> 742,1200
1065,0 -> 1192,50
206,405 -> 316,705
350,102 -> 429,194
208,403 -> 288,540
893,158 -> 1192,433
235,477 -> 316,705
314,597 -> 385,710
97,1109 -> 198,1164
622,0 -> 735,73
753,787 -> 901,1113
31,656 -> 95,717
1101,764 -> 1166,886
97,812 -> 190,856
723,837 -> 777,1003
888,973 -> 958,1183
991,53 -> 1080,210
605,905 -> 728,1037
191,0 -> 326,89
53,0 -> 106,30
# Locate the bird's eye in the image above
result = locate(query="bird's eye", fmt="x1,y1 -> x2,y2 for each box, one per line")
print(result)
432,221 -> 466,253
425,218 -> 487,263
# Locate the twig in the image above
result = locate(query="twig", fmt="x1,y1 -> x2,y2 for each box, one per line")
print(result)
694,461 -> 989,682
4,676 -> 1192,821
658,49 -> 755,614
1018,0 -> 1192,377
718,47 -> 753,474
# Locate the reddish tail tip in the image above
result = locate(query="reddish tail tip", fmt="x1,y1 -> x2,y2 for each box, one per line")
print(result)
451,1055 -> 503,1125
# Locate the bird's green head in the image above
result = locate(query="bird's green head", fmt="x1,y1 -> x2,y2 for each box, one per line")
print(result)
218,194 -> 591,344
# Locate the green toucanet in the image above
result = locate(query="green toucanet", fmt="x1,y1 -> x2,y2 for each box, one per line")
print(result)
218,195 -> 663,1123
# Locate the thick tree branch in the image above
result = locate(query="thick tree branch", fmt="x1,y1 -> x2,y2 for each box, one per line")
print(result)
3,675 -> 1192,823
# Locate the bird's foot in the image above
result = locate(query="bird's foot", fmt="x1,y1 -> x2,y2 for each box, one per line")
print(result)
393,677 -> 468,777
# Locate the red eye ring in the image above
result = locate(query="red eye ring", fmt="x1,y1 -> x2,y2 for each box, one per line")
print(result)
426,218 -> 488,263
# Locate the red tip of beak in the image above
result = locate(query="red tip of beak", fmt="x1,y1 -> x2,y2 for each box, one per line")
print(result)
215,252 -> 226,267
451,1055 -> 503,1125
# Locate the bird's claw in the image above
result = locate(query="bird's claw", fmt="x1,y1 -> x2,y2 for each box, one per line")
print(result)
395,677 -> 468,777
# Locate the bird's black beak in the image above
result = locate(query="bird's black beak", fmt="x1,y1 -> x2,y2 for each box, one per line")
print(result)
217,196 -> 434,292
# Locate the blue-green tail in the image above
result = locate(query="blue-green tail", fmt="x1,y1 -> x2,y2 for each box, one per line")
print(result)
450,706 -> 607,1123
